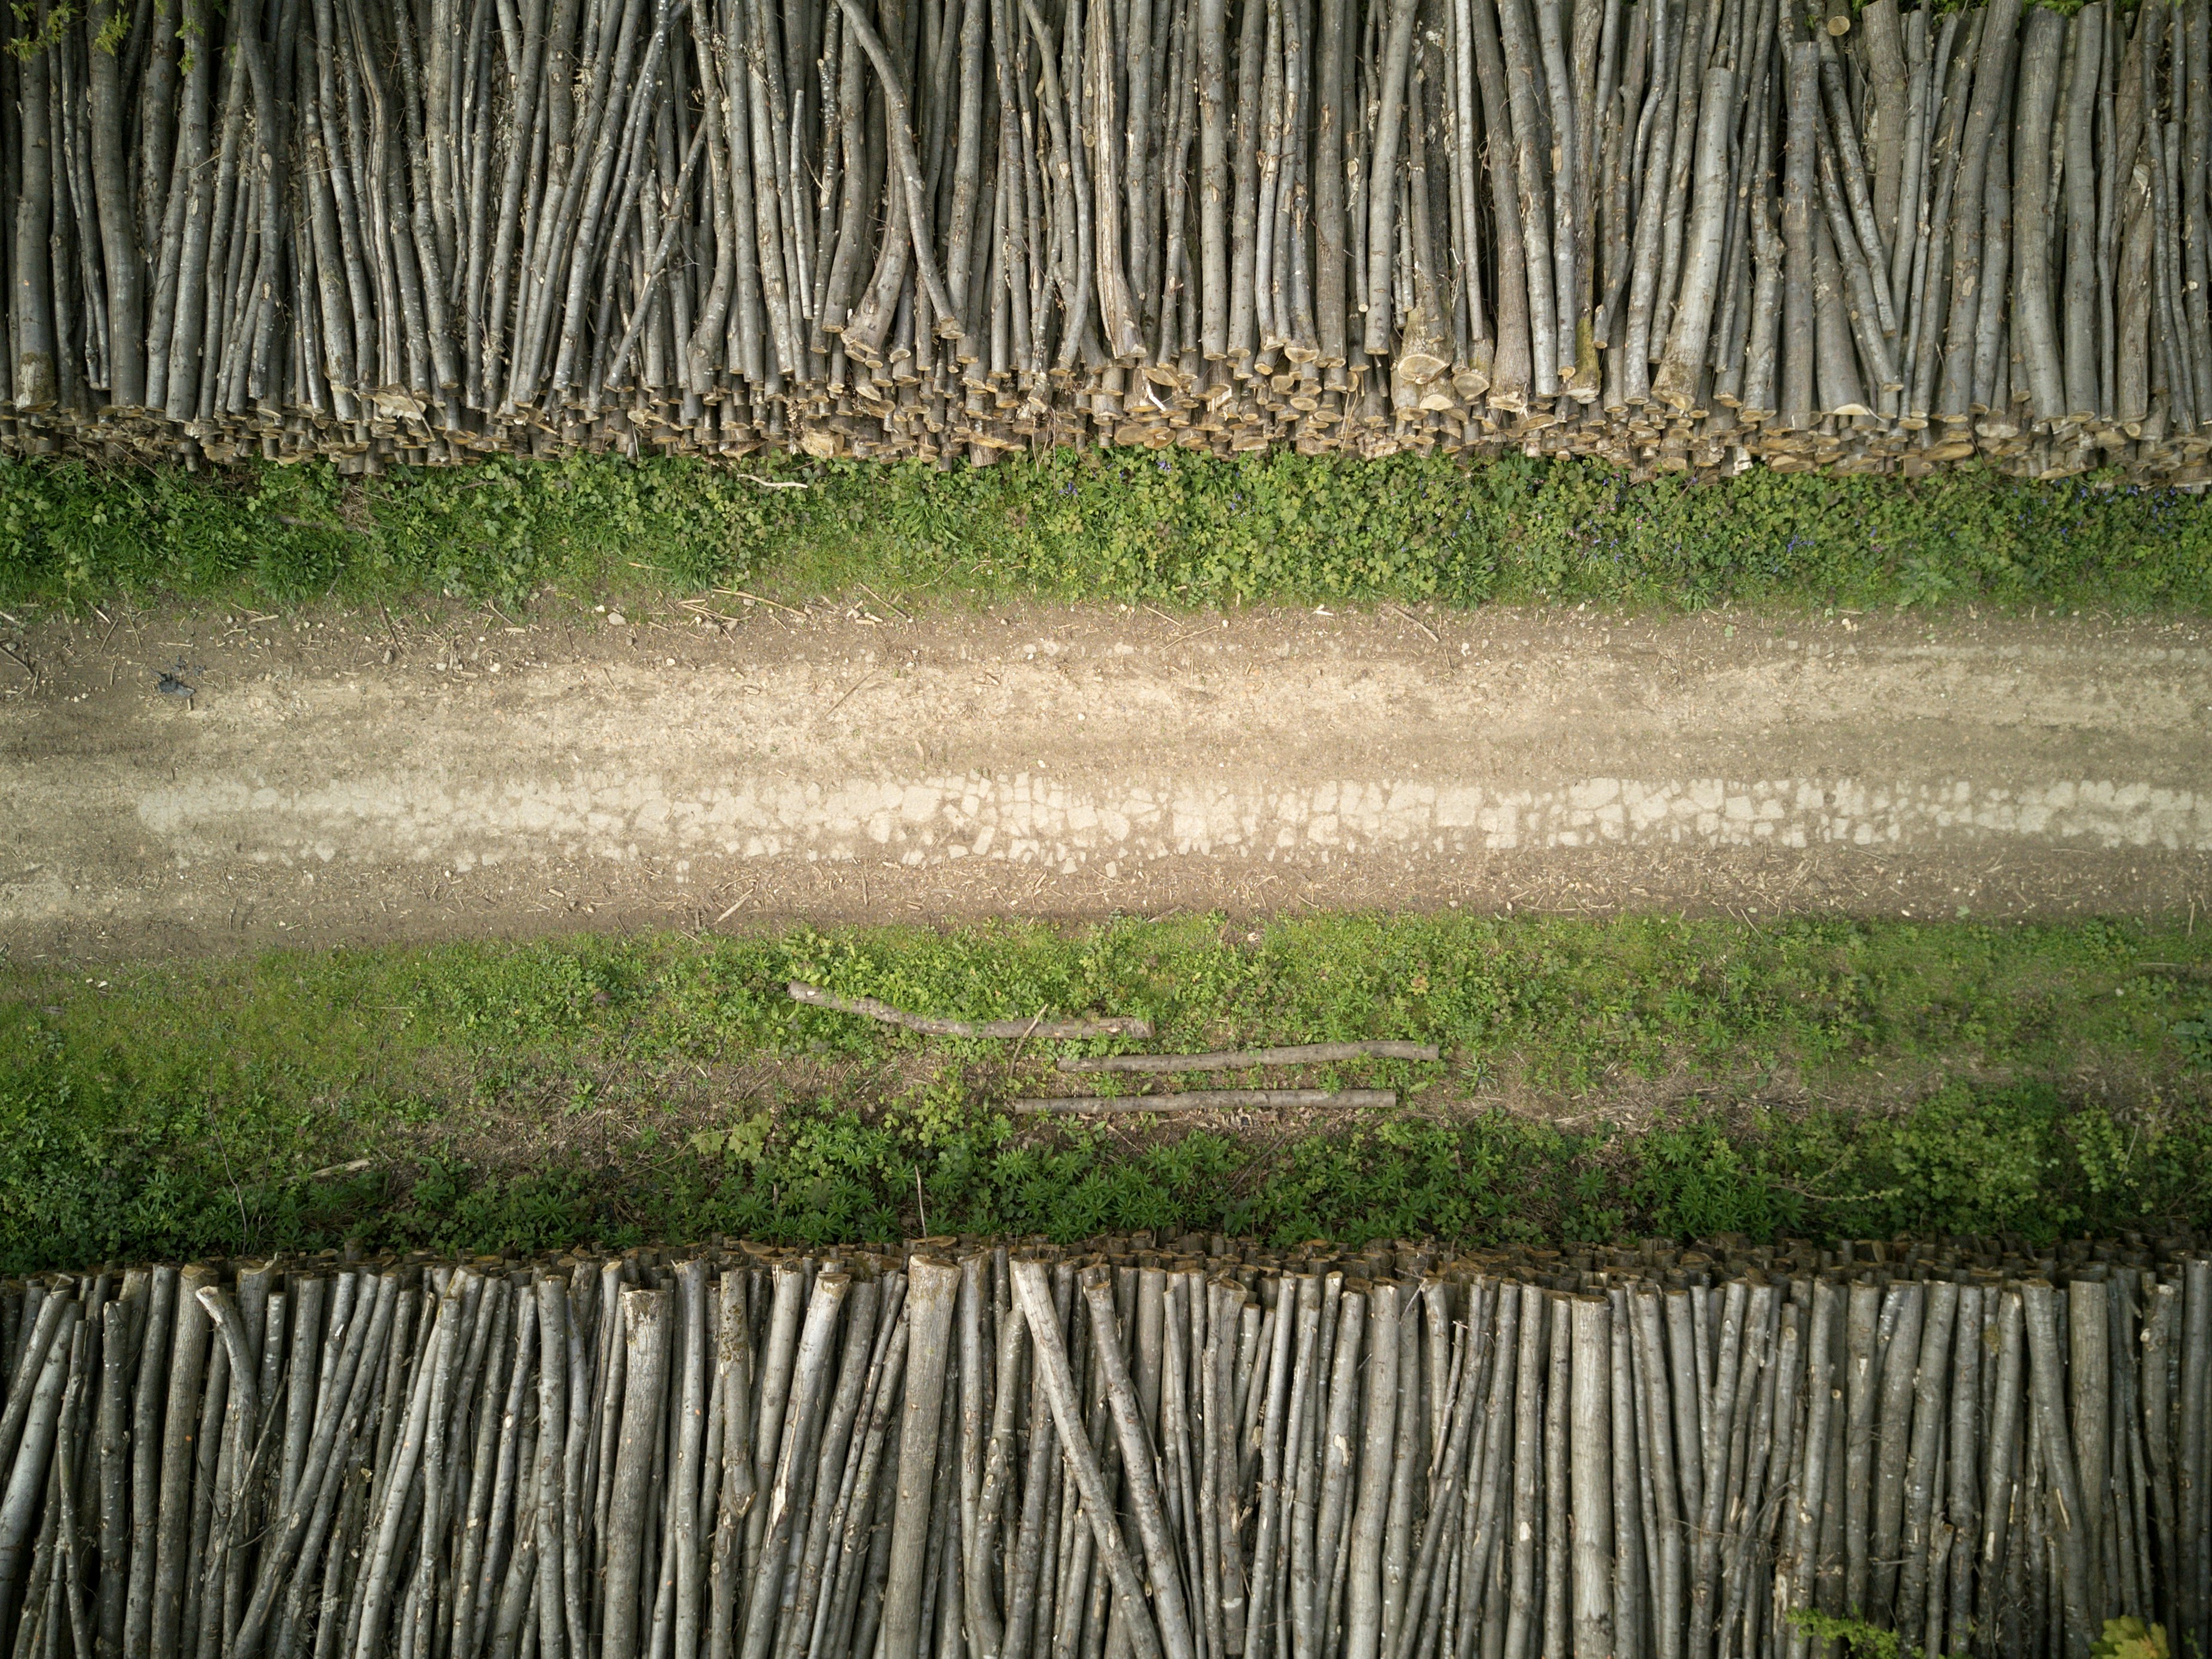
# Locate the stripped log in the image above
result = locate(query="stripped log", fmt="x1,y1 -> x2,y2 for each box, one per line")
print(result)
1014,1088 -> 1399,1112
2,0 -> 2211,482
0,1233 -> 2204,1659
786,984 -> 1153,1039
1056,1042 -> 1440,1070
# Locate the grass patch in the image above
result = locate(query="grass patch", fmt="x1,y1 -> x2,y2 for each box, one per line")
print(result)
4,913 -> 2208,1271
4,448 -> 2211,615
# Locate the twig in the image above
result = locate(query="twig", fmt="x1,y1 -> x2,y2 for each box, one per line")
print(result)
305,1158 -> 376,1180
712,587 -> 807,616
821,673 -> 878,718
1386,605 -> 1441,642
1014,1088 -> 1398,1113
856,582 -> 911,621
787,982 -> 1154,1038
1057,1042 -> 1439,1072
206,1104 -> 250,1245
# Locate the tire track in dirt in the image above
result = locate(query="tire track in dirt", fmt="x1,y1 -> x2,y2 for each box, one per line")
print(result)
4,602 -> 2208,958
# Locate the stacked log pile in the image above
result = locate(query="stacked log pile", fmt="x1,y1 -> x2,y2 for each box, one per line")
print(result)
9,0 -> 2212,479
0,1233 -> 2207,1659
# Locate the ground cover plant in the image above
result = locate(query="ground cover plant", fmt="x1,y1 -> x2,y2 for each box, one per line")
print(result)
4,448 -> 2211,616
3,912 -> 2207,1273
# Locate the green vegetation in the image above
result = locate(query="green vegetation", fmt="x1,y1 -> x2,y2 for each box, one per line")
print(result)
1782,1611 -> 2179,1659
4,447 -> 2210,614
4,913 -> 2208,1272
1784,1611 -> 1929,1659
2092,1622 -> 2176,1659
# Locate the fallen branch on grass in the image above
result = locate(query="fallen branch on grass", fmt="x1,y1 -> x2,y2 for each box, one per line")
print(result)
1058,1042 -> 1439,1072
1015,1088 -> 1398,1113
2,1236 -> 2205,1659
787,982 -> 1153,1039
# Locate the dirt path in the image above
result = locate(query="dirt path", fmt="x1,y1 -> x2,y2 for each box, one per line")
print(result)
4,597 -> 2209,961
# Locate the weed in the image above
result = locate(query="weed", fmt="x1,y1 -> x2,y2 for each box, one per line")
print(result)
1781,1610 -> 2176,1659
6,450 -> 2212,613
2093,1620 -> 2173,1659
1785,1609 -> 1926,1659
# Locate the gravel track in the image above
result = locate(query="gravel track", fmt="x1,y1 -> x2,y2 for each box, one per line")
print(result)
4,601 -> 2207,959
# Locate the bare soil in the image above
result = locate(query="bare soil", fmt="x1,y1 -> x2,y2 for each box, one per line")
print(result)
4,596 -> 2208,963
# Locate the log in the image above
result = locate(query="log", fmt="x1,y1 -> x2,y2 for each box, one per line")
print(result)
1014,1089 -> 1399,1112
785,984 -> 1153,1039
1056,1043 -> 1439,1070
1,0 -> 2207,480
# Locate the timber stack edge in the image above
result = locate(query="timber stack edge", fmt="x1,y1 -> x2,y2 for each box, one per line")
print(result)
0,1231 -> 2208,1659
9,0 -> 2212,480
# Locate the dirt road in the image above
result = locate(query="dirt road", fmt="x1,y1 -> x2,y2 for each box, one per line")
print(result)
4,597 -> 2208,960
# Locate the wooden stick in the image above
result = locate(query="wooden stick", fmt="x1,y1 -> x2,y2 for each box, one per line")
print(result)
1080,1267 -> 1199,1659
1010,1262 -> 1166,1659
2022,1282 -> 2097,1659
787,985 -> 1152,1039
1651,64 -> 1733,408
1935,0 -> 2020,423
1015,1090 -> 1398,1113
1056,1044 -> 1438,1071
602,1287 -> 670,1659
2062,4 -> 2106,420
2010,4 -> 2067,424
